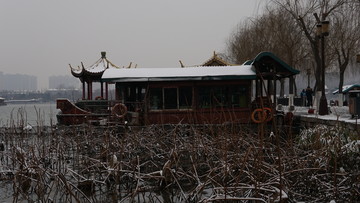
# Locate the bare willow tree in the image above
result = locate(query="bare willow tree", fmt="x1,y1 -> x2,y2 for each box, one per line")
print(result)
227,6 -> 306,96
328,1 -> 360,103
227,21 -> 262,64
271,0 -> 349,93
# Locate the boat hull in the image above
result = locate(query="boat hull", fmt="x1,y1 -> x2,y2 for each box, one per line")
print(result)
56,99 -> 110,125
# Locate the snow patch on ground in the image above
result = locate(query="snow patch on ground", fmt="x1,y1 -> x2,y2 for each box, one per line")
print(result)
288,106 -> 359,125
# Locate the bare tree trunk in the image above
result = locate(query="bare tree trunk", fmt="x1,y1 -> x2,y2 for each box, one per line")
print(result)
338,70 -> 345,94
338,70 -> 345,106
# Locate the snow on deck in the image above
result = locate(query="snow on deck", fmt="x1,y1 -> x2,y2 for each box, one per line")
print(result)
289,105 -> 359,126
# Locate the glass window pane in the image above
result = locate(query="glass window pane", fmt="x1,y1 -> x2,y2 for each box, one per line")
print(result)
199,87 -> 211,108
149,88 -> 163,110
213,87 -> 227,107
179,87 -> 192,109
230,86 -> 248,107
164,88 -> 178,109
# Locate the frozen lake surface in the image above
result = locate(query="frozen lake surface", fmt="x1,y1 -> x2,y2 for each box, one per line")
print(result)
0,103 -> 58,127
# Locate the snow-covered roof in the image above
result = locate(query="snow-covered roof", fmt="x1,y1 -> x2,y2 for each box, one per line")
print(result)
101,65 -> 256,82
333,84 -> 360,94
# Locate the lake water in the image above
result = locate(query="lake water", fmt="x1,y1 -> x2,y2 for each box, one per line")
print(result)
0,103 -> 59,127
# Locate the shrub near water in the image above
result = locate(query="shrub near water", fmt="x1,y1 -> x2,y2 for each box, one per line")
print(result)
298,124 -> 356,151
296,124 -> 360,200
298,124 -> 360,168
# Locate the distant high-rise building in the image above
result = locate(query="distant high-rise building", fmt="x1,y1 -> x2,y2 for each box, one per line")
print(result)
0,72 -> 37,91
0,72 -> 4,90
49,75 -> 80,89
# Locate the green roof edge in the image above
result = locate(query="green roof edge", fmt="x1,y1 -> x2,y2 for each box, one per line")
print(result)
244,52 -> 300,74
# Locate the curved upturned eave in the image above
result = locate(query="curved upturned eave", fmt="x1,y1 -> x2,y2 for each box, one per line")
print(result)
70,65 -> 104,81
244,52 -> 300,77
70,67 -> 84,78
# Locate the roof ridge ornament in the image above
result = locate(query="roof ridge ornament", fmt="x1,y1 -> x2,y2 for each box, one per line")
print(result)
101,51 -> 106,59
127,62 -> 132,68
201,51 -> 231,66
179,60 -> 185,68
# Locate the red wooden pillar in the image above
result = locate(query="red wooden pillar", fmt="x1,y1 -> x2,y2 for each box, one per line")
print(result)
267,79 -> 273,103
87,81 -> 93,100
255,79 -> 259,98
105,82 -> 109,100
100,82 -> 104,98
87,81 -> 90,100
115,83 -> 120,101
273,79 -> 277,106
82,81 -> 86,100
260,79 -> 263,97
289,76 -> 294,110
89,81 -> 93,100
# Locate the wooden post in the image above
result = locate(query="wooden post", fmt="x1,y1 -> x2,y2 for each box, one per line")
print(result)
115,83 -> 122,101
90,81 -> 93,100
100,82 -> 104,98
255,79 -> 259,99
289,77 -> 294,110
87,81 -> 91,100
105,82 -> 109,100
267,79 -> 273,103
82,81 -> 86,100
273,78 -> 277,107
88,81 -> 93,100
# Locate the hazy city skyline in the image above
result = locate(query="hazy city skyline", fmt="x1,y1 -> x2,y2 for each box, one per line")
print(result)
0,72 -> 37,91
0,0 -> 266,90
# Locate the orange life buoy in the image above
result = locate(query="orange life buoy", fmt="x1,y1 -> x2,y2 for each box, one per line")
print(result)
251,108 -> 265,123
251,107 -> 273,123
112,103 -> 127,118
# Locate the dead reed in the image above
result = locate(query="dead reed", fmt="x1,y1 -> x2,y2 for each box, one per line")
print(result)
0,110 -> 359,202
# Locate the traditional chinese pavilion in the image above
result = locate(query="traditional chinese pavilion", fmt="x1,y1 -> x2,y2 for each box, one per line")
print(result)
69,51 -> 119,100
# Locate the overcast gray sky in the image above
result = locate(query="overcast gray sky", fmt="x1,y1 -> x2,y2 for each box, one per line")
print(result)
0,0 -> 266,90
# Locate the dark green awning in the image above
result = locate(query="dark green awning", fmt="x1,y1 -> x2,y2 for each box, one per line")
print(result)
244,52 -> 300,79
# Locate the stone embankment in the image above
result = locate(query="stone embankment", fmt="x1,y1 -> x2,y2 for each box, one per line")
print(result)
292,106 -> 359,131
